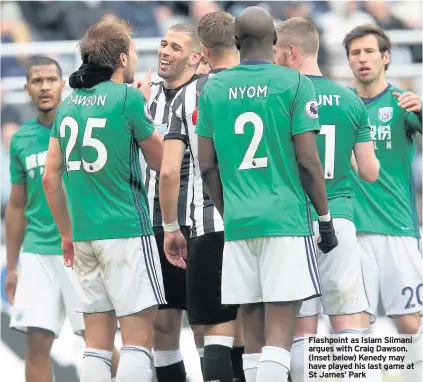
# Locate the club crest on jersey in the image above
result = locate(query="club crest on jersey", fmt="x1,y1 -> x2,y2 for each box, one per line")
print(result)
192,107 -> 198,125
305,100 -> 318,119
378,107 -> 393,123
144,103 -> 153,123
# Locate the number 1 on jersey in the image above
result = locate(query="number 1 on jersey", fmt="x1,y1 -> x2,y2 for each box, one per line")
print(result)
320,124 -> 335,179
235,112 -> 268,170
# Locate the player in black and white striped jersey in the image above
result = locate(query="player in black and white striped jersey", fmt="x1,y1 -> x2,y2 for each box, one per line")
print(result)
142,23 -> 202,382
159,12 -> 245,382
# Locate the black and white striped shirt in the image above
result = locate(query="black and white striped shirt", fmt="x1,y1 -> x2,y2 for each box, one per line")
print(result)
166,70 -> 224,238
143,79 -> 198,227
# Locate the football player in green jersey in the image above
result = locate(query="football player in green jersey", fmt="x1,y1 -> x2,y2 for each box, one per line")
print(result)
344,24 -> 422,382
196,7 -> 338,382
5,57 -> 120,382
274,18 -> 380,382
42,18 -> 164,382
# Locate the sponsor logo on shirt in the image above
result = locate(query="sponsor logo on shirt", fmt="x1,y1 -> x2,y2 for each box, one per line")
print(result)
305,100 -> 318,119
370,125 -> 392,150
378,107 -> 393,123
25,150 -> 47,178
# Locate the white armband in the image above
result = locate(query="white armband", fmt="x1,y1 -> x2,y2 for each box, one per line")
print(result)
318,212 -> 331,222
163,220 -> 180,232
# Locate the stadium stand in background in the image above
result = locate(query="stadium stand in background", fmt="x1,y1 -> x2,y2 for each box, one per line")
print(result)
0,0 -> 422,232
0,2 -> 421,381
1,0 -> 422,226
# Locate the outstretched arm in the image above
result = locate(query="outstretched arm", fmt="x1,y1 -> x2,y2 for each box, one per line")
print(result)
198,136 -> 224,217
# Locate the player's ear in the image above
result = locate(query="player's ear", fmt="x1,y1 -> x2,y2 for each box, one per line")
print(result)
119,52 -> 128,68
234,36 -> 240,51
273,31 -> 277,46
61,79 -> 66,91
382,50 -> 390,68
190,50 -> 202,67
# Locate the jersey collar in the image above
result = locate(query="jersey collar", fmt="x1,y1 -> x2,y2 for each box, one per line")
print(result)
240,61 -> 272,65
359,84 -> 392,105
37,118 -> 53,129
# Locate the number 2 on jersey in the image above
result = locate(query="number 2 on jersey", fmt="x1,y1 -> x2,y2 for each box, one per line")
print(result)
320,124 -> 335,179
235,112 -> 268,170
60,117 -> 108,173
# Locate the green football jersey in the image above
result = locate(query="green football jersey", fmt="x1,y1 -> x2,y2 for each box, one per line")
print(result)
308,76 -> 372,222
51,81 -> 155,241
351,84 -> 422,238
9,119 -> 62,255
196,62 -> 320,241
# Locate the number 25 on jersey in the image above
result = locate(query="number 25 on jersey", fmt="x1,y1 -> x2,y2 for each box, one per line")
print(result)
60,117 -> 108,173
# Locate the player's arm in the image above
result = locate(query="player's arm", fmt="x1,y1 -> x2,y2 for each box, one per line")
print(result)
292,74 -> 337,253
42,137 -> 72,239
196,91 -> 224,216
294,132 -> 328,216
5,184 -> 27,273
125,87 -> 164,171
159,98 -> 188,227
353,104 -> 379,182
393,90 -> 422,133
198,136 -> 223,216
138,131 -> 163,172
159,92 -> 189,269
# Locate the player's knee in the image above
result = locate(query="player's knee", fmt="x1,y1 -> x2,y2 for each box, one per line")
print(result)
153,310 -> 182,349
26,328 -> 54,360
295,316 -> 318,337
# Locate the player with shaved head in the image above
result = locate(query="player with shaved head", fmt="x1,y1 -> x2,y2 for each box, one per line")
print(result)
195,6 -> 337,382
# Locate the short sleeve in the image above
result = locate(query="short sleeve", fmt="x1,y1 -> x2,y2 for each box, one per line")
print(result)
9,134 -> 26,184
164,88 -> 188,144
355,101 -> 372,143
195,91 -> 213,138
405,110 -> 422,134
291,74 -> 320,136
124,87 -> 155,141
51,114 -> 59,138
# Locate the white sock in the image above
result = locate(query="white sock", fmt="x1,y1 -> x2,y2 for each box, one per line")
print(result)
204,335 -> 234,348
290,337 -> 305,382
257,346 -> 290,382
116,346 -> 153,382
80,348 -> 112,382
197,347 -> 204,358
402,323 -> 423,382
243,353 -> 261,382
153,349 -> 183,367
359,328 -> 383,382
334,329 -> 364,382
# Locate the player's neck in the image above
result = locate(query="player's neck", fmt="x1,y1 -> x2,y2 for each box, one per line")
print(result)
164,70 -> 195,89
37,108 -> 57,125
355,76 -> 388,99
297,57 -> 322,76
240,47 -> 273,64
210,52 -> 239,70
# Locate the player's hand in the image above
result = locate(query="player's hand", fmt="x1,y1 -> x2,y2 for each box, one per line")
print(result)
5,268 -> 18,305
317,219 -> 338,254
393,91 -> 422,113
62,236 -> 74,268
133,68 -> 152,102
163,230 -> 187,269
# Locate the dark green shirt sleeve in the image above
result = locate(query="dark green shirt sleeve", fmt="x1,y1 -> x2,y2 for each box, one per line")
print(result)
291,74 -> 321,136
124,87 -> 155,141
195,90 -> 213,138
9,133 -> 26,184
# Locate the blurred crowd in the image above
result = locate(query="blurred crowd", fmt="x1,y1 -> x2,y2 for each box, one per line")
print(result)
1,0 -> 422,222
